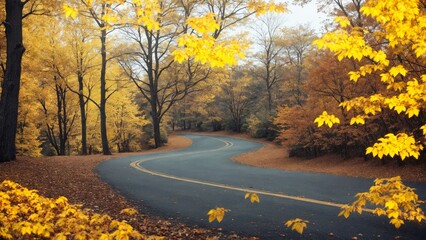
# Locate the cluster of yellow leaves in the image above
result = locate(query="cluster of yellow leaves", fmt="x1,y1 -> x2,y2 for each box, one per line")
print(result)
313,0 -> 426,161
244,193 -> 260,203
173,29 -> 248,68
185,13 -> 219,34
173,1 -> 285,67
247,0 -> 287,16
102,8 -> 119,26
366,133 -> 424,160
314,28 -> 387,63
63,0 -> 161,31
362,0 -> 426,53
349,115 -> 366,125
0,180 -> 162,240
284,218 -> 309,234
384,77 -> 426,118
63,4 -> 78,19
207,208 -> 229,223
340,94 -> 385,116
334,16 -> 351,28
133,0 -> 161,30
313,111 -> 340,128
338,176 -> 425,229
173,13 -> 245,67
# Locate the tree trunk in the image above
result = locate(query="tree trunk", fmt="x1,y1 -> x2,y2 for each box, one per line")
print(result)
100,27 -> 111,155
267,87 -> 273,113
151,112 -> 162,148
55,82 -> 66,155
265,60 -> 273,113
0,0 -> 25,162
77,72 -> 87,155
153,123 -> 162,148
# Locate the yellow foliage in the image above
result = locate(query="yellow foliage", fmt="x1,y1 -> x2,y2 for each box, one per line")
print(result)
338,176 -> 425,228
173,0 -> 285,67
0,180 -> 159,239
284,218 -> 309,234
101,10 -> 118,26
421,125 -> 426,135
314,0 -> 426,161
349,115 -> 366,125
365,133 -> 423,160
134,0 -> 161,30
334,16 -> 351,28
207,207 -> 229,223
63,4 -> 78,19
120,208 -> 139,216
244,193 -> 260,203
314,111 -> 340,128
247,0 -> 287,16
186,13 -> 220,34
63,0 -> 161,30
173,34 -> 248,68
389,65 -> 408,77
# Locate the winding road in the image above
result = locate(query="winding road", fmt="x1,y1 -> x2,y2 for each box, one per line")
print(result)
96,134 -> 426,239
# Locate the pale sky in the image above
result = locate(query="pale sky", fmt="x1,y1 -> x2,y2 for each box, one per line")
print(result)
283,1 -> 328,32
234,1 -> 330,58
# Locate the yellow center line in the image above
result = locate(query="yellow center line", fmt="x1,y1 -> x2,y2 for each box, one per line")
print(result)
129,135 -> 374,213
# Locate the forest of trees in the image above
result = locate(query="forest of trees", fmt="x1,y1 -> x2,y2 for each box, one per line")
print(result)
1,0 -> 425,165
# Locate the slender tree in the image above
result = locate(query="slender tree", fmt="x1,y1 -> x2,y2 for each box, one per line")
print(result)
222,72 -> 252,133
66,19 -> 97,155
251,14 -> 284,113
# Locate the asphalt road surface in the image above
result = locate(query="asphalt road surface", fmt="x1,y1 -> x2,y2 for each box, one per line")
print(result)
96,133 -> 426,239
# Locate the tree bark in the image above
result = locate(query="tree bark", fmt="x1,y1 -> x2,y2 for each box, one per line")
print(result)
77,72 -> 87,155
46,77 -> 75,156
99,27 -> 111,155
150,99 -> 163,148
152,120 -> 162,148
267,87 -> 273,113
55,81 -> 66,155
0,0 -> 25,162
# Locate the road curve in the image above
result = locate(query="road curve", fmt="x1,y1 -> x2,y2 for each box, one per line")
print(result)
96,134 -> 426,239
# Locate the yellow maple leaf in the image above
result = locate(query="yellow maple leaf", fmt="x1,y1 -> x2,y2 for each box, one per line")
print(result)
63,4 -> 78,19
314,111 -> 341,128
348,71 -> 361,82
406,107 -> 420,118
420,125 -> 426,135
245,193 -> 260,203
171,49 -> 187,63
338,205 -> 353,219
284,218 -> 309,234
385,200 -> 398,210
389,65 -> 408,77
388,210 -> 399,219
207,208 -> 229,223
390,218 -> 404,229
334,16 -> 351,28
350,115 -> 366,125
